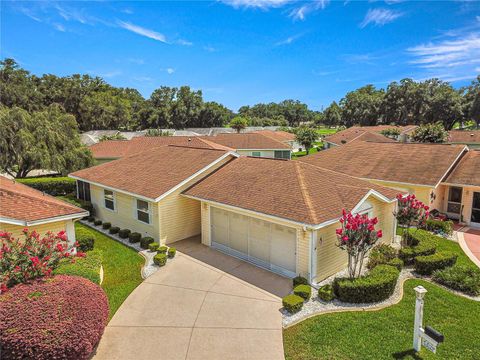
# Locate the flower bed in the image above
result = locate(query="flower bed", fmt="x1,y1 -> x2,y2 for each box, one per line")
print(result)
0,275 -> 109,360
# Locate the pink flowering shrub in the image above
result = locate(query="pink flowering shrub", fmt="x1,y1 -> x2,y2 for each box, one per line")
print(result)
0,229 -> 70,291
394,194 -> 430,246
336,209 -> 383,279
0,275 -> 109,360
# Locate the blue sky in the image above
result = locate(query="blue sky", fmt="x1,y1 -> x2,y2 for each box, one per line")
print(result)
1,1 -> 479,111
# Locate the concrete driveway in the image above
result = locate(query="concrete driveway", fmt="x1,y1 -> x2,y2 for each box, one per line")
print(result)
93,237 -> 291,360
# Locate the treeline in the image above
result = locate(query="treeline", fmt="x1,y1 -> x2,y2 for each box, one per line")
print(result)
322,79 -> 480,130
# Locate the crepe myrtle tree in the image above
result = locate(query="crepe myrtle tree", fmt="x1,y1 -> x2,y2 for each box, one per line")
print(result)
336,210 -> 383,279
394,194 -> 430,247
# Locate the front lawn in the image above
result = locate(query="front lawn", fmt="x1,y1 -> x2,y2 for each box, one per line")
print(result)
283,279 -> 480,360
292,147 -> 320,159
316,127 -> 338,136
75,223 -> 144,319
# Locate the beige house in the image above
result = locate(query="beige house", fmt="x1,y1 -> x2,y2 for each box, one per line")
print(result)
0,176 -> 87,245
70,146 -> 398,283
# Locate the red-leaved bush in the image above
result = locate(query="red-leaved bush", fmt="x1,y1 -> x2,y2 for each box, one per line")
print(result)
0,275 -> 109,360
394,194 -> 430,246
0,229 -> 71,291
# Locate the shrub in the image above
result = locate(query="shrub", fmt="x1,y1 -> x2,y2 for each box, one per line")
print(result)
102,222 -> 111,230
168,247 -> 176,258
16,176 -> 76,195
293,284 -> 311,300
93,220 -> 102,226
149,243 -> 160,252
293,276 -> 308,288
140,236 -> 155,249
109,226 -> 120,234
158,246 -> 168,254
154,253 -> 167,266
386,258 -> 404,271
87,216 -> 95,222
77,233 -> 95,252
423,219 -> 453,236
318,284 -> 335,302
54,251 -> 102,284
128,232 -> 141,243
333,265 -> 400,303
367,244 -> 397,270
118,229 -> 131,239
414,251 -> 457,275
433,265 -> 480,296
57,195 -> 94,217
282,294 -> 304,313
0,275 -> 108,360
0,230 -> 69,290
399,230 -> 438,265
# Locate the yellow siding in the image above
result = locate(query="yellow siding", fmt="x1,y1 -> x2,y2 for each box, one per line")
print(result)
201,202 -> 211,246
236,150 -> 276,158
89,185 -> 160,240
296,228 -> 310,278
368,179 -> 435,207
0,221 -> 68,239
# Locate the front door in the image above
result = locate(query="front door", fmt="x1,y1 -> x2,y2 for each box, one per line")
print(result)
471,192 -> 480,226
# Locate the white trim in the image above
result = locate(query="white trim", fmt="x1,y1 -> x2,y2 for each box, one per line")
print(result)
103,189 -> 117,212
134,198 -> 152,225
434,146 -> 469,188
309,230 -> 317,283
0,212 -> 88,226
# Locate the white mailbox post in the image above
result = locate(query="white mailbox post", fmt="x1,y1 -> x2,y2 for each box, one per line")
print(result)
413,285 -> 444,354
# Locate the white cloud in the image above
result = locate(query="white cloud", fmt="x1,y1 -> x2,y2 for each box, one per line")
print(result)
54,5 -> 90,25
117,21 -> 168,43
53,23 -> 66,32
203,45 -> 217,52
87,70 -> 122,78
275,34 -> 302,46
220,0 -> 291,9
360,8 -> 403,28
166,68 -> 175,74
289,0 -> 329,21
177,39 -> 193,46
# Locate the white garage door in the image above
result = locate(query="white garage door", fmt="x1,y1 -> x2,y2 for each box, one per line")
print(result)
211,207 -> 296,277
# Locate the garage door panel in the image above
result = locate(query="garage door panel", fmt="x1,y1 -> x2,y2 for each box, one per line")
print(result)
229,213 -> 248,255
270,224 -> 296,274
248,219 -> 271,267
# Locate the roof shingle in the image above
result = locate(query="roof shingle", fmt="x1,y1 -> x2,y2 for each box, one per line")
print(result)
203,133 -> 291,150
448,130 -> 480,144
324,125 -> 416,146
445,150 -> 480,187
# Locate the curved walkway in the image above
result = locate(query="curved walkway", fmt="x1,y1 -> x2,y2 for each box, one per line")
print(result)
457,228 -> 480,268
93,237 -> 290,360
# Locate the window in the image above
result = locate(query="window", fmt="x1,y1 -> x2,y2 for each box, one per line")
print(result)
104,190 -> 115,211
136,199 -> 150,224
274,150 -> 290,159
447,187 -> 462,214
252,151 -> 261,157
77,181 -> 91,202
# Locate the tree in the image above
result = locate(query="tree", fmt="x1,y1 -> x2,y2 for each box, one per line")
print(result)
279,99 -> 312,126
336,210 -> 383,279
195,101 -> 233,127
0,105 -> 92,178
229,116 -> 248,133
295,126 -> 318,154
461,76 -> 480,128
323,101 -> 343,127
340,85 -> 385,127
99,133 -> 126,141
394,194 -> 429,247
410,122 -> 448,143
145,129 -> 172,137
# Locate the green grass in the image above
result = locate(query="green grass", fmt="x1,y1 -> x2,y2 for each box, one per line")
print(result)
292,147 -> 320,159
75,223 -> 144,319
283,279 -> 480,360
316,127 -> 338,136
54,250 -> 103,284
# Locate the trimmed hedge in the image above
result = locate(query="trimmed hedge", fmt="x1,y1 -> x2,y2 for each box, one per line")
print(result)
16,176 -> 76,196
140,237 -> 154,249
109,226 -> 120,235
94,220 -> 102,226
118,229 -> 131,239
367,244 -> 397,270
318,284 -> 335,302
102,222 -> 111,230
282,294 -> 304,313
77,233 -> 95,252
154,253 -> 167,266
54,252 -> 102,284
333,265 -> 400,303
128,232 -> 141,244
414,251 -> 457,275
158,246 -> 168,254
399,230 -> 438,265
386,258 -> 404,271
293,276 -> 308,288
424,219 -> 453,236
433,265 -> 480,296
0,275 -> 108,360
293,284 -> 311,300
168,247 -> 176,258
149,243 -> 160,252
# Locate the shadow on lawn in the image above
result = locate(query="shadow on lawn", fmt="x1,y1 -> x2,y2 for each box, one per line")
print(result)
392,349 -> 423,359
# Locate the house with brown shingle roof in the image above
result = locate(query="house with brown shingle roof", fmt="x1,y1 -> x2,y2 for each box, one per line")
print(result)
448,130 -> 480,149
69,146 -> 398,283
299,141 -> 480,227
0,176 -> 88,244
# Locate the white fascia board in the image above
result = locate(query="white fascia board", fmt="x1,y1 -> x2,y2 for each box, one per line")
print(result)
0,212 -> 88,227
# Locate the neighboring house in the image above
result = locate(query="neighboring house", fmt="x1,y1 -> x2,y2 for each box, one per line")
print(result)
88,136 -> 230,164
323,125 -> 417,149
204,133 -> 292,159
69,146 -> 398,283
448,130 -> 480,149
0,176 -> 88,245
299,141 -> 480,227
254,129 -> 300,151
